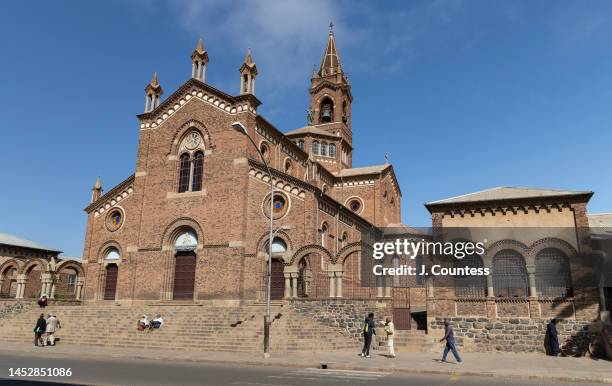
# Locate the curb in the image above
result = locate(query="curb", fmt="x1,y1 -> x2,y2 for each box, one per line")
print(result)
2,346 -> 611,385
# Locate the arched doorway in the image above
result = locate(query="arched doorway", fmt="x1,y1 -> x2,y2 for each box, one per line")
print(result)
23,263 -> 44,298
267,238 -> 287,300
0,265 -> 19,298
104,264 -> 118,300
270,259 -> 284,300
173,230 -> 198,300
55,266 -> 79,300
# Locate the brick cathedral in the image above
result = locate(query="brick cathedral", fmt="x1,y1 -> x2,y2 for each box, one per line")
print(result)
83,26 -> 401,305
81,26 -> 610,351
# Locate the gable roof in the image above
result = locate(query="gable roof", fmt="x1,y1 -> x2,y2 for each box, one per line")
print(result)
426,187 -> 593,208
334,164 -> 390,177
0,232 -> 61,253
285,125 -> 339,138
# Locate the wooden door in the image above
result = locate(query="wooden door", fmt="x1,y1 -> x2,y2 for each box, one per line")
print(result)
270,259 -> 285,300
104,265 -> 118,300
173,252 -> 196,300
392,287 -> 411,330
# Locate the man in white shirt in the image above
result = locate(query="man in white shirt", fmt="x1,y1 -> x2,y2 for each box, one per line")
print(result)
384,317 -> 395,358
44,314 -> 61,346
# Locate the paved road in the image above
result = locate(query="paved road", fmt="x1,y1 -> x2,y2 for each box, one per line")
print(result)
0,352 -> 605,386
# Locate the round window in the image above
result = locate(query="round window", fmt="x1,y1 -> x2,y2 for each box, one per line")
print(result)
106,209 -> 124,231
264,192 -> 289,219
348,199 -> 362,213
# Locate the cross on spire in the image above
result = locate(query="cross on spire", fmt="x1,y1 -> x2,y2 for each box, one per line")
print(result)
329,20 -> 334,35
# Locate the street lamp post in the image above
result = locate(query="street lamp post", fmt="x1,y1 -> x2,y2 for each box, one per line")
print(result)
232,121 -> 274,357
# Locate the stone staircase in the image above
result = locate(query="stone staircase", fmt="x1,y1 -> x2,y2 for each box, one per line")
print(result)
375,329 -> 436,353
0,302 -> 358,353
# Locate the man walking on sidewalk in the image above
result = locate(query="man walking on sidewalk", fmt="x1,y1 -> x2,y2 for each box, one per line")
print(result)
360,312 -> 376,358
440,319 -> 462,364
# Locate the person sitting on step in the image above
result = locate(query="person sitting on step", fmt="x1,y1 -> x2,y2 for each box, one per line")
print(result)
151,314 -> 164,329
137,315 -> 150,331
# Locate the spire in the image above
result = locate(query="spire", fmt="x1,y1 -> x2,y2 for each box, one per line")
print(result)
196,37 -> 204,54
319,21 -> 342,77
191,37 -> 209,82
91,177 -> 103,203
311,64 -> 318,79
242,48 -> 256,70
239,48 -> 258,95
144,72 -> 163,112
149,72 -> 159,88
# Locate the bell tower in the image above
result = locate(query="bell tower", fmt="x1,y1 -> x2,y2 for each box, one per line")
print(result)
309,22 -> 353,164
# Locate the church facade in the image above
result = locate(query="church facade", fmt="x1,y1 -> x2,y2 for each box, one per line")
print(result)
82,27 -> 400,305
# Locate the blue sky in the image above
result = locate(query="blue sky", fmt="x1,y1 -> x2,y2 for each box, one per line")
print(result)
1,0 -> 611,256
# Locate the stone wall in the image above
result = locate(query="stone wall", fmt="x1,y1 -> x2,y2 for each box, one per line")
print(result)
429,316 -> 593,353
288,299 -> 391,340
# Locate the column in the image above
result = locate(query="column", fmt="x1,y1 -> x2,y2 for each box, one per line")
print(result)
526,264 -> 540,318
76,279 -> 85,301
50,282 -> 56,299
486,274 -> 494,298
426,276 -> 434,299
0,278 -> 4,295
526,265 -> 537,298
192,62 -> 196,78
291,274 -> 298,298
202,65 -> 206,82
284,273 -> 291,299
328,271 -> 336,298
16,274 -> 26,299
335,271 -> 343,298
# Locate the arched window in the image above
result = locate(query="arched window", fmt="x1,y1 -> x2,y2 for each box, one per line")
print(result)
320,223 -> 328,248
297,140 -> 304,150
177,131 -> 205,193
175,230 -> 198,251
260,142 -> 270,162
178,153 -> 191,193
454,254 -> 486,297
536,248 -> 572,298
284,159 -> 292,174
493,250 -> 528,297
192,151 -> 204,191
312,141 -> 320,155
321,142 -> 328,157
339,232 -> 348,248
319,97 -> 334,123
329,143 -> 336,157
104,247 -> 120,260
269,237 -> 287,254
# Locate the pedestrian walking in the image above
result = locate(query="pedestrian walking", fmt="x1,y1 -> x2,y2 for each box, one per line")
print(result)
546,318 -> 559,356
360,312 -> 376,358
384,317 -> 395,358
33,313 -> 46,347
44,314 -> 61,346
440,319 -> 462,364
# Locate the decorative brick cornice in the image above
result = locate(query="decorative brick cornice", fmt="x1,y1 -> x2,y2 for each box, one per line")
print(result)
85,174 -> 135,214
137,79 -> 261,130
425,193 -> 593,215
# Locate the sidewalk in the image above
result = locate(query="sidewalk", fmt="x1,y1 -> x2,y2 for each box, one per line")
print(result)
3,342 -> 611,384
